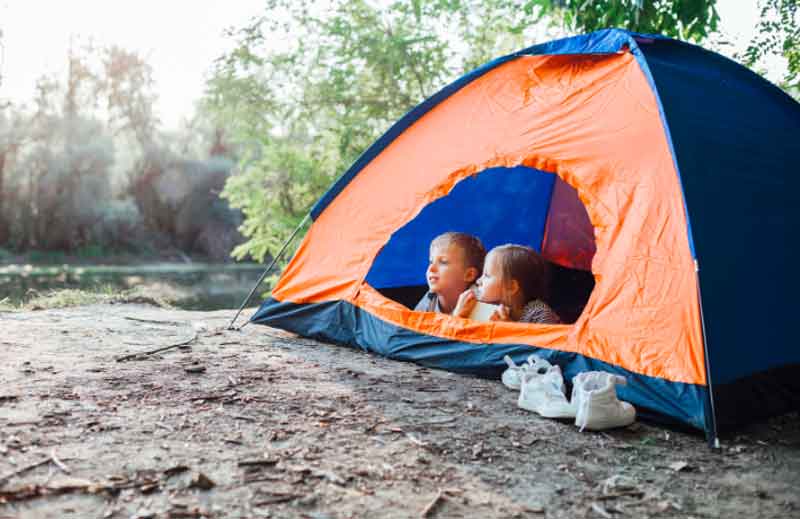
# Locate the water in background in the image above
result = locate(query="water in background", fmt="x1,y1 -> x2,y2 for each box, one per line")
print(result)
0,263 -> 267,310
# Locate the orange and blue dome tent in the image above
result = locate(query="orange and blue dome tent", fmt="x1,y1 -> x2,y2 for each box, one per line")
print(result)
246,29 -> 800,444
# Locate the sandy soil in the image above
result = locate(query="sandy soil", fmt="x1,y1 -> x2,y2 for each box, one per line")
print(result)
1,303 -> 798,519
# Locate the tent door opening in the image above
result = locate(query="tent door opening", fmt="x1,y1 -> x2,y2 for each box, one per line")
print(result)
364,166 -> 596,323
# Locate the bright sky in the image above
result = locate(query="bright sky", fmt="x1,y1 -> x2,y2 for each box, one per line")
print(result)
0,0 -> 782,129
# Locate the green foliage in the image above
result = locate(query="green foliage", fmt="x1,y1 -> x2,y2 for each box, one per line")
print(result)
1,43 -> 244,260
76,244 -> 106,259
207,0 -> 720,263
555,0 -> 719,42
745,0 -> 799,94
206,0 -> 554,262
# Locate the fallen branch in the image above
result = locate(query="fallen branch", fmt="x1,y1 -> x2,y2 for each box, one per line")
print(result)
253,492 -> 303,506
420,488 -> 445,518
237,459 -> 279,468
116,330 -> 198,362
595,490 -> 645,500
0,458 -> 50,487
123,317 -> 184,326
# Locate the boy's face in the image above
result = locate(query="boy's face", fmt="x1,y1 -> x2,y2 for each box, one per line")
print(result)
427,241 -> 476,297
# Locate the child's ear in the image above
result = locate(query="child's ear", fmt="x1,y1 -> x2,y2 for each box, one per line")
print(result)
508,278 -> 521,296
464,267 -> 479,283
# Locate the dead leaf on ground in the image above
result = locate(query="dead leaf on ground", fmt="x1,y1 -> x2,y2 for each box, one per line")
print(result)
668,461 -> 690,472
188,472 -> 215,490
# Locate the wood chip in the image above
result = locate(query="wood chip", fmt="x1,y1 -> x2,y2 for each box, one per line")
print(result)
590,502 -> 613,518
668,461 -> 690,472
420,488 -> 445,518
188,472 -> 215,490
50,450 -> 71,474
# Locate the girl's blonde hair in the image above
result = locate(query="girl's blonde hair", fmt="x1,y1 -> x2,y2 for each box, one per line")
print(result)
490,244 -> 549,302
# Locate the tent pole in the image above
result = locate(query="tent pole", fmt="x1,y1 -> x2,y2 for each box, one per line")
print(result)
227,214 -> 311,331
695,259 -> 720,449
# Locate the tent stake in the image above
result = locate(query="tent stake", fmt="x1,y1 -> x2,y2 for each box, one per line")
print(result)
227,214 -> 310,331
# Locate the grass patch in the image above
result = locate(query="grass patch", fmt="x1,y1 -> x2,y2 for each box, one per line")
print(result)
0,285 -> 176,312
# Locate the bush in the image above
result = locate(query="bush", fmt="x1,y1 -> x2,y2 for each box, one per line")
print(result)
89,199 -> 145,250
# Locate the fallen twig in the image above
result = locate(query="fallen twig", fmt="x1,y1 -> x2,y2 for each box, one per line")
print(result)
242,474 -> 284,484
253,492 -> 303,506
50,450 -> 71,474
116,330 -> 198,362
595,490 -> 645,500
0,457 -> 50,487
364,420 -> 386,433
420,488 -> 445,518
590,503 -> 613,519
237,459 -> 279,468
406,433 -> 428,447
123,317 -> 184,326
4,420 -> 42,428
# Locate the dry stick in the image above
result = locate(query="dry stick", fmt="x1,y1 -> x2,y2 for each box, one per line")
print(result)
49,450 -> 71,474
595,490 -> 645,500
123,317 -> 184,326
115,330 -> 198,362
254,493 -> 304,506
420,488 -> 445,518
0,457 -> 51,487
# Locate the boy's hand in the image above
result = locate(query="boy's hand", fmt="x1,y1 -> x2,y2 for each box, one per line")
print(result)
490,304 -> 511,322
453,289 -> 477,318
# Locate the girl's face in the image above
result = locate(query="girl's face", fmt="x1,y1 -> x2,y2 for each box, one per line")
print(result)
475,252 -> 507,304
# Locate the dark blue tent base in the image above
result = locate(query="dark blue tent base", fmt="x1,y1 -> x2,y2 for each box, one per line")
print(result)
251,298 -> 710,435
713,364 -> 800,431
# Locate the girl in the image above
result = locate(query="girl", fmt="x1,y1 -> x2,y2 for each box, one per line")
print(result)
454,244 -> 561,324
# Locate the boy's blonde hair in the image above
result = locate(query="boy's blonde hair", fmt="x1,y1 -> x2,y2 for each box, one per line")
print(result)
490,244 -> 549,302
431,232 -> 486,273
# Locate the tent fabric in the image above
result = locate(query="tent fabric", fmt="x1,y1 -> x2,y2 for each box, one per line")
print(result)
541,176 -> 596,271
252,28 -> 800,438
268,50 -> 705,386
310,29 -> 666,221
638,39 -> 800,428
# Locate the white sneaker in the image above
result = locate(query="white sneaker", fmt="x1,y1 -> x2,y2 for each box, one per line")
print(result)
571,372 -> 636,431
501,354 -> 551,390
518,364 -> 576,419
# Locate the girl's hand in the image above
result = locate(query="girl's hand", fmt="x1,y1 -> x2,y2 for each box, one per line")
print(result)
490,304 -> 511,322
453,289 -> 477,318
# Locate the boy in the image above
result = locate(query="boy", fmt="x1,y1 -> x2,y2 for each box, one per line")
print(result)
414,232 -> 486,314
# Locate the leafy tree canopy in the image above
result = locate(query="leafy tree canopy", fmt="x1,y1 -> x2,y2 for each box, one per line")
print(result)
745,0 -> 799,93
205,0 -> 719,262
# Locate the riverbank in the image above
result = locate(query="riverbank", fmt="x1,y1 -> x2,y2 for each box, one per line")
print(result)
1,302 -> 798,518
0,262 -> 267,311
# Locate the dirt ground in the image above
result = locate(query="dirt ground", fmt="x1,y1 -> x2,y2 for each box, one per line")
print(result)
1,303 -> 798,519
